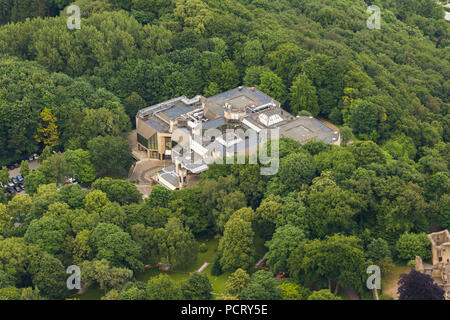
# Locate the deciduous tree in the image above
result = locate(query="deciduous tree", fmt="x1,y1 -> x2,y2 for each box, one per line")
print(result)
35,107 -> 59,148
398,270 -> 444,300
181,272 -> 212,300
226,268 -> 250,296
146,274 -> 182,300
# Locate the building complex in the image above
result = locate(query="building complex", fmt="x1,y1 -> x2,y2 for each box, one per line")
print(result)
136,87 -> 340,190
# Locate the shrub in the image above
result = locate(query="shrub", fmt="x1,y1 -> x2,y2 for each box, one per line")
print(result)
378,257 -> 395,276
298,110 -> 312,116
407,259 -> 416,270
395,232 -> 431,261
211,256 -> 223,276
367,238 -> 391,262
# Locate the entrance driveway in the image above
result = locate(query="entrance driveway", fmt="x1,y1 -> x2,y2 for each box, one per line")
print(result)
128,158 -> 172,198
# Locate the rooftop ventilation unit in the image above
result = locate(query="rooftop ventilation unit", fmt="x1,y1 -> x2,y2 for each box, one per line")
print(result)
252,102 -> 276,113
181,96 -> 201,105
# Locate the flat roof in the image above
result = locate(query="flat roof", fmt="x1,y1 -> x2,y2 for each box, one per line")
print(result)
283,124 -> 312,138
159,172 -> 180,190
207,87 -> 276,106
144,118 -> 168,133
205,87 -> 280,118
280,117 -> 338,144
160,106 -> 192,120
183,161 -> 208,174
203,117 -> 226,130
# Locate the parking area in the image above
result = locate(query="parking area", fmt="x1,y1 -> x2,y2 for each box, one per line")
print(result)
8,159 -> 40,179
1,173 -> 26,196
2,155 -> 41,197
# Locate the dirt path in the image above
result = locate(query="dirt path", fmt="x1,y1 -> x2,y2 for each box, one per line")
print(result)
382,266 -> 410,300
342,287 -> 360,300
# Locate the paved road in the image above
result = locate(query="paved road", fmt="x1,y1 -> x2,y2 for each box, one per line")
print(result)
128,159 -> 170,184
128,158 -> 172,198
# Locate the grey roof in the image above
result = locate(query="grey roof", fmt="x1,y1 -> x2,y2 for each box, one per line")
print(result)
204,87 -> 280,118
137,96 -> 187,118
207,87 -> 275,106
144,119 -> 168,133
282,124 -> 312,139
161,165 -> 175,173
312,118 -> 332,132
178,127 -> 191,135
159,172 -> 180,188
204,102 -> 225,117
280,117 -> 339,144
183,161 -> 208,174
161,106 -> 192,120
241,116 -> 263,130
203,117 -> 226,130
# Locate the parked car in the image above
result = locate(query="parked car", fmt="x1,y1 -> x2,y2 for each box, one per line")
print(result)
13,163 -> 20,168
11,178 -> 19,185
13,185 -> 21,192
33,154 -> 38,160
5,188 -> 15,195
7,182 -> 14,188
65,177 -> 79,185
28,156 -> 34,161
6,164 -> 15,170
16,175 -> 24,183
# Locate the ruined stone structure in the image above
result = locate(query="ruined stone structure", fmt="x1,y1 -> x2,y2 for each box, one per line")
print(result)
416,230 -> 450,299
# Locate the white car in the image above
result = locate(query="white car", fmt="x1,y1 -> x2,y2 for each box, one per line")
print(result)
65,178 -> 79,185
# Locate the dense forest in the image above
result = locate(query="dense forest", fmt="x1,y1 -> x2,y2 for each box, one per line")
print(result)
0,0 -> 448,300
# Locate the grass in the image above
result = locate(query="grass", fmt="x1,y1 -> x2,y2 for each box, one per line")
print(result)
255,236 -> 268,257
381,264 -> 410,300
135,238 -> 232,297
78,237 -> 231,300
77,285 -> 104,301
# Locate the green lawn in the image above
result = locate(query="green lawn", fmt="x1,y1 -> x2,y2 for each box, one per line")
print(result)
135,238 -> 232,297
78,237 -> 231,300
77,285 -> 104,300
255,236 -> 268,257
381,264 -> 410,300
